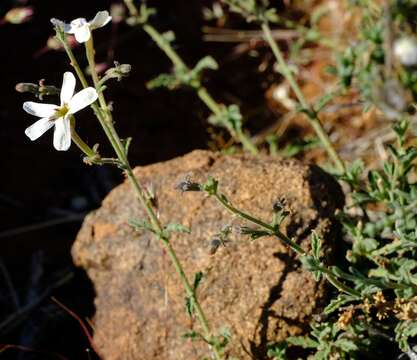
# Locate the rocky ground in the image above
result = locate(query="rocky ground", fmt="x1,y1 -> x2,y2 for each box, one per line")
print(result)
73,150 -> 344,359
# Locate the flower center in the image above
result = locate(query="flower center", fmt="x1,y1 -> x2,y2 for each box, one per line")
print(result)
55,104 -> 70,119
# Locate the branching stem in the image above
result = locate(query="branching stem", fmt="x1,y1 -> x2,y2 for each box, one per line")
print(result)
57,29 -> 223,360
261,22 -> 345,173
212,191 -> 360,297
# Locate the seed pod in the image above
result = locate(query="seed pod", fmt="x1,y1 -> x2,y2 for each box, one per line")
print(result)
208,239 -> 222,255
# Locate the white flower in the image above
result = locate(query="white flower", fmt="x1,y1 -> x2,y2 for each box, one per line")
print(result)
51,10 -> 112,43
23,72 -> 98,151
393,37 -> 417,66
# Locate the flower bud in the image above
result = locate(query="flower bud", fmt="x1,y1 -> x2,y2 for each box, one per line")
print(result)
176,179 -> 201,192
208,239 -> 222,255
273,198 -> 286,213
393,37 -> 417,66
15,82 -> 38,94
110,3 -> 126,24
46,35 -> 77,51
104,62 -> 132,80
15,80 -> 60,100
4,7 -> 33,24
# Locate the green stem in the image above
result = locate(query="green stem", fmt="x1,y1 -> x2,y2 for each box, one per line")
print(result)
69,116 -> 97,159
213,192 -> 360,297
235,128 -> 259,155
316,265 -> 361,297
57,29 -> 89,88
214,193 -> 305,255
196,87 -> 222,116
60,30 -> 223,360
124,0 -> 139,17
261,22 -> 345,173
141,21 -> 258,155
143,24 -> 186,70
196,87 -> 258,155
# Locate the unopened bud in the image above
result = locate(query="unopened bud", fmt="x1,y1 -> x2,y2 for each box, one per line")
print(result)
15,80 -> 59,100
46,36 -> 63,51
46,35 -> 77,51
394,37 -> 417,66
15,82 -> 38,94
208,239 -> 222,255
273,197 -> 287,213
105,62 -> 132,80
4,7 -> 33,24
110,3 -> 126,24
176,179 -> 202,192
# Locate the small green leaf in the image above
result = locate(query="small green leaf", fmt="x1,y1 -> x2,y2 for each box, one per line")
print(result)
129,218 -> 154,233
193,271 -> 203,291
324,294 -> 356,314
202,177 -> 219,195
147,73 -> 179,90
286,336 -> 319,348
164,223 -> 191,234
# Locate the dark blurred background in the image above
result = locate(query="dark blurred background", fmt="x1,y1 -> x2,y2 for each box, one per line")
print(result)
0,0 -> 279,358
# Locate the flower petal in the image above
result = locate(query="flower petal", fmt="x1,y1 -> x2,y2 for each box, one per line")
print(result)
89,11 -> 112,29
24,117 -> 54,141
23,102 -> 58,118
73,24 -> 91,43
61,72 -> 76,105
68,87 -> 98,114
60,72 -> 76,105
65,18 -> 87,33
53,117 -> 71,151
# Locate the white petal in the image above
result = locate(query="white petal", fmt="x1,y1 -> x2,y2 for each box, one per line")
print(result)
53,117 -> 71,151
73,25 -> 91,43
60,72 -> 76,105
23,102 -> 58,117
66,18 -> 87,33
89,11 -> 112,29
68,87 -> 98,114
25,117 -> 54,141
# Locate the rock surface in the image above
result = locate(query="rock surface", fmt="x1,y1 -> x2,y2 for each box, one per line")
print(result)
72,150 -> 344,360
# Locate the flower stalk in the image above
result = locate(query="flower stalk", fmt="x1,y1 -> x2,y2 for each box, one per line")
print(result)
209,187 -> 359,297
56,28 -> 223,360
69,116 -> 97,159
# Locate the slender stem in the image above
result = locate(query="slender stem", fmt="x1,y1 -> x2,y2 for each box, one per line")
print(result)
141,20 -> 258,155
57,30 -> 89,88
69,116 -> 97,159
214,193 -> 305,255
315,265 -> 361,297
59,30 -> 223,360
58,29 -> 124,163
143,24 -> 186,70
196,87 -> 222,116
235,128 -> 259,155
86,38 -> 108,111
124,0 -> 139,17
261,22 -> 345,173
196,87 -> 258,154
124,166 -> 215,340
212,192 -> 360,297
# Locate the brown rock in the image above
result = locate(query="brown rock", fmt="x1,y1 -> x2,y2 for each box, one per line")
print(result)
72,150 -> 344,360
